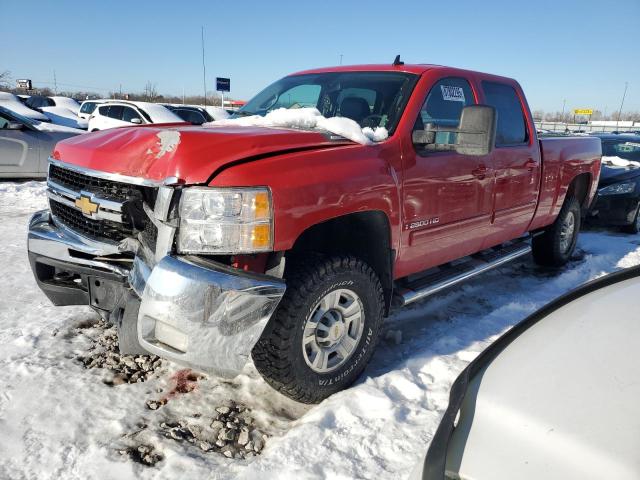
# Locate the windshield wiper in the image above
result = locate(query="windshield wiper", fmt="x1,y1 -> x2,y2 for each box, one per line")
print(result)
233,110 -> 257,117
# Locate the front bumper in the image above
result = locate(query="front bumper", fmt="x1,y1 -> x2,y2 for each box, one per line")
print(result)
28,210 -> 286,377
587,192 -> 640,226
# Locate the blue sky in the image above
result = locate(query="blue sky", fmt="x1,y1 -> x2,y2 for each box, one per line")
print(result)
1,0 -> 638,113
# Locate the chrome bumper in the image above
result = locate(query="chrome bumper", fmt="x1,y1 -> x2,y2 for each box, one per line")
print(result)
27,210 -> 286,377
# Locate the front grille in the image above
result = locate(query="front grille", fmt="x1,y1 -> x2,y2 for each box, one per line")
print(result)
48,163 -> 160,247
49,163 -> 156,205
50,200 -> 134,242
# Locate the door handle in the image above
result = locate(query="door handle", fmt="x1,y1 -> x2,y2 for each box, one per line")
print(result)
471,164 -> 488,179
525,159 -> 538,171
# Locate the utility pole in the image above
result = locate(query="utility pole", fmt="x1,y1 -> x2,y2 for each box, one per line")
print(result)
119,84 -> 122,99
616,82 -> 628,130
339,54 -> 343,65
201,26 -> 207,107
183,86 -> 185,105
53,70 -> 57,94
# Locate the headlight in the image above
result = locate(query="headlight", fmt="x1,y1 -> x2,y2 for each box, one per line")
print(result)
177,187 -> 273,254
598,181 -> 636,196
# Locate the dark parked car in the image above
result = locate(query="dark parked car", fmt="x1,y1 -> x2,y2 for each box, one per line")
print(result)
165,105 -> 213,125
587,134 -> 640,233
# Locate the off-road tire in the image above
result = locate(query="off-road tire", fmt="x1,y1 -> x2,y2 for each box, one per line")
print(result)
252,255 -> 384,404
532,196 -> 581,267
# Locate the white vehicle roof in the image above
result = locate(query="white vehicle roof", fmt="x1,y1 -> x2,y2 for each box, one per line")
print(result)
98,100 -> 183,123
0,91 -> 49,121
50,96 -> 80,111
444,272 -> 640,480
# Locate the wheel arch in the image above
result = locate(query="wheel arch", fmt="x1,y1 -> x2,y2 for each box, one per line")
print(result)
566,172 -> 592,211
287,210 -> 394,315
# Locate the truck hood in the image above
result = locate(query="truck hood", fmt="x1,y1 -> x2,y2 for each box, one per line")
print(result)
52,124 -> 352,184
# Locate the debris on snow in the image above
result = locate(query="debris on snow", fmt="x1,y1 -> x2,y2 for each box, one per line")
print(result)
118,444 -> 163,467
158,402 -> 267,459
75,318 -> 162,385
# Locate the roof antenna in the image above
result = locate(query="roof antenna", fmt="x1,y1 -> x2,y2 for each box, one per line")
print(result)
393,55 -> 404,66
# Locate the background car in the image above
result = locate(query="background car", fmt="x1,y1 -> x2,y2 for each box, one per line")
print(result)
24,95 -> 80,114
413,265 -> 640,480
78,99 -> 106,120
0,106 -> 82,178
165,105 -> 213,125
23,95 -> 86,129
87,101 -> 183,131
0,92 -> 50,122
587,134 -> 640,233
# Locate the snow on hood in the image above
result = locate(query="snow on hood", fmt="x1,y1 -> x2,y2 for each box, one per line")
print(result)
602,156 -> 640,168
205,108 -> 389,145
0,92 -> 49,121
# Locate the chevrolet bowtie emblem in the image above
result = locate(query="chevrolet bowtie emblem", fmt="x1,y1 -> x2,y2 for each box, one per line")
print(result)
75,195 -> 99,216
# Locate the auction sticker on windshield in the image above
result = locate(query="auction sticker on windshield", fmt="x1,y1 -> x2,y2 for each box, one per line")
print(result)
441,85 -> 465,102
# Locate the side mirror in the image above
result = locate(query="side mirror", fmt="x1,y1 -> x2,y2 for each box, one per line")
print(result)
455,105 -> 497,156
6,121 -> 24,130
412,105 -> 497,156
130,118 -> 142,124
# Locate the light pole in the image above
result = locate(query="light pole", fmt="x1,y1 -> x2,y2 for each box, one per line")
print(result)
616,82 -> 628,130
201,26 -> 207,107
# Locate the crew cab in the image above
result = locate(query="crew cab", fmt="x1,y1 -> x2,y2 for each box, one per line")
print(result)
27,62 -> 601,404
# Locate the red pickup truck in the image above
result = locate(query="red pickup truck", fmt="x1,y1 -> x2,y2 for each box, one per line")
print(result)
28,62 -> 601,403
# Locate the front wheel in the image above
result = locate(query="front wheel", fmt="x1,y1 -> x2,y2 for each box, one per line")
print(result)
252,255 -> 384,404
532,196 -> 581,267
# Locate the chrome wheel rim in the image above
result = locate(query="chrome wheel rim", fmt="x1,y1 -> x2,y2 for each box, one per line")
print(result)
559,211 -> 576,253
302,288 -> 364,373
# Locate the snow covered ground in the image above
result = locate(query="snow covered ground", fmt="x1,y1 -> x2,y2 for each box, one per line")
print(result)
1,181 -> 639,480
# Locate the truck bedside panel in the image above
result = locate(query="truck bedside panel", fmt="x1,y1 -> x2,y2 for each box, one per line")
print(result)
529,136 -> 602,231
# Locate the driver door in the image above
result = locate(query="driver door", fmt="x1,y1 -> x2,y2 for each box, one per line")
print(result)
398,76 -> 495,275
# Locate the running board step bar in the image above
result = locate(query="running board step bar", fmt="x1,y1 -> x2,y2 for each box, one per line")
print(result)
394,242 -> 531,307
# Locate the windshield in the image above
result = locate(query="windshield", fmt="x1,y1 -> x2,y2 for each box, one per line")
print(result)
235,71 -> 418,134
0,107 -> 38,126
603,139 -> 640,161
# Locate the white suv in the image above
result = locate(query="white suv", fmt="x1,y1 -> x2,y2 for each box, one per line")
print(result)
87,101 -> 183,131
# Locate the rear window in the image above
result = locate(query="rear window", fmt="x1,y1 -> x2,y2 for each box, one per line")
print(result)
482,81 -> 528,146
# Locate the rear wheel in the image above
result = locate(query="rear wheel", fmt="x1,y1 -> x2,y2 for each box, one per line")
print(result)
532,196 -> 581,267
252,255 -> 384,404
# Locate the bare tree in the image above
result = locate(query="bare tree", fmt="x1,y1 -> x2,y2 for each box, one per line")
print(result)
143,81 -> 158,102
0,70 -> 11,89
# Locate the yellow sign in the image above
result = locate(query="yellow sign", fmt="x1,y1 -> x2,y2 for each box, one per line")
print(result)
75,196 -> 99,216
573,109 -> 593,115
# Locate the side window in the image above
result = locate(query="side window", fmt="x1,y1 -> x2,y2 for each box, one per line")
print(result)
98,105 -> 109,116
482,81 -> 528,146
107,105 -> 124,119
0,112 -> 9,129
122,107 -> 142,123
415,77 -> 475,145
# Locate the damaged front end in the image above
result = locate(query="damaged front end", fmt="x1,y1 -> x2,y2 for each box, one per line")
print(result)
28,159 -> 285,377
